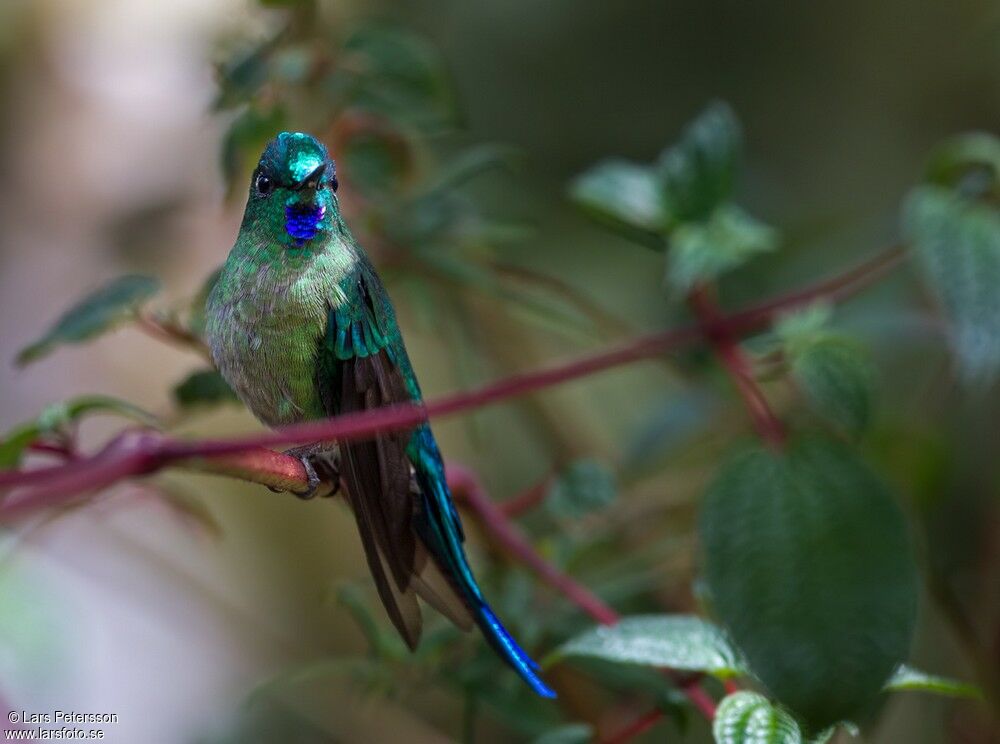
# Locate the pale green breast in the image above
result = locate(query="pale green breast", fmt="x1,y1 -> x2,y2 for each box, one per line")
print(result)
206,241 -> 355,427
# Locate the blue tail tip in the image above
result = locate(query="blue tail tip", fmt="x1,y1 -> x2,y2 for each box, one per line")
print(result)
479,605 -> 557,698
531,677 -> 558,699
515,656 -> 557,698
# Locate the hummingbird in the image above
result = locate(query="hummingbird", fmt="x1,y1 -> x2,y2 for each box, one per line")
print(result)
205,132 -> 555,698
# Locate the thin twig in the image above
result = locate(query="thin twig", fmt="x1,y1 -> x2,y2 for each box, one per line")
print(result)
27,441 -> 77,460
486,260 -> 632,338
602,708 -> 666,744
446,465 -> 717,720
500,472 -> 555,518
738,243 -> 907,324
688,286 -> 786,447
135,311 -> 213,361
449,465 -> 619,625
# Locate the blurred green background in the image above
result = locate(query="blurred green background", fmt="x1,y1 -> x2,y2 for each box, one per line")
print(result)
0,1 -> 997,742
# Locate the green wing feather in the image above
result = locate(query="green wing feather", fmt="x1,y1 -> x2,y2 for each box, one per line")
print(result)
316,268 -> 471,649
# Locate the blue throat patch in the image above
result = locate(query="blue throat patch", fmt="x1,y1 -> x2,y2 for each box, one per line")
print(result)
285,202 -> 326,245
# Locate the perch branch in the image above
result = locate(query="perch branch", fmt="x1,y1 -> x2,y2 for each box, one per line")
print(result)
0,244 -> 907,516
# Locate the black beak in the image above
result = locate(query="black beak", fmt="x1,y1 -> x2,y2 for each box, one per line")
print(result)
293,162 -> 327,191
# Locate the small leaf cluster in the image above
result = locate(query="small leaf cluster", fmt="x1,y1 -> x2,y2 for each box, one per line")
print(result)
775,306 -> 875,437
570,101 -> 777,294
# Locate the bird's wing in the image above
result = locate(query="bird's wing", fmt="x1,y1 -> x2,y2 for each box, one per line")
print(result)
316,269 -> 471,649
320,264 -> 553,697
355,269 -> 552,696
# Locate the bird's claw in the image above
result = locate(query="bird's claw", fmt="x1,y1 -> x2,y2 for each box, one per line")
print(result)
293,455 -> 322,499
268,446 -> 341,499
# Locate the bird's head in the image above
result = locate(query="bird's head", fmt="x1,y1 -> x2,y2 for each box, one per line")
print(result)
241,132 -> 339,248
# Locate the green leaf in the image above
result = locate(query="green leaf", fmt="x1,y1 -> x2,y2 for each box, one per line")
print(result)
666,204 -> 777,292
172,369 -> 239,409
0,395 -> 158,468
16,275 -> 161,365
773,305 -> 833,345
659,101 -> 742,223
713,692 -> 802,744
788,337 -> 875,437
884,664 -> 982,698
924,132 -> 1000,197
546,614 -> 746,678
700,436 -> 918,731
545,459 -> 617,519
56,395 -> 159,428
532,723 -> 594,744
569,159 -> 667,235
812,722 -> 859,743
0,423 -> 41,469
903,185 -> 1000,385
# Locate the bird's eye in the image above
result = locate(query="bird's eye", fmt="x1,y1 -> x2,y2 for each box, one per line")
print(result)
255,173 -> 275,196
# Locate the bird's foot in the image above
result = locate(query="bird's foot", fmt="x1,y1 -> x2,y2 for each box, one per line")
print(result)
269,444 -> 341,499
291,455 -> 322,500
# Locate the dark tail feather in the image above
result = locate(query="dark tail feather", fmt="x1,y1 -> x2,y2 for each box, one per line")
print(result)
473,604 -> 554,697
412,450 -> 556,698
338,353 -> 422,649
340,454 -> 422,650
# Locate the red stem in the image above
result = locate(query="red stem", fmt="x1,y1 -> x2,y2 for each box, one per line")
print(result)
602,708 -> 665,744
689,287 -> 786,447
449,465 -> 619,625
135,312 -> 212,360
741,243 -> 905,322
500,473 -> 554,518
0,246 -> 906,515
447,465 -> 717,721
27,441 -> 76,459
